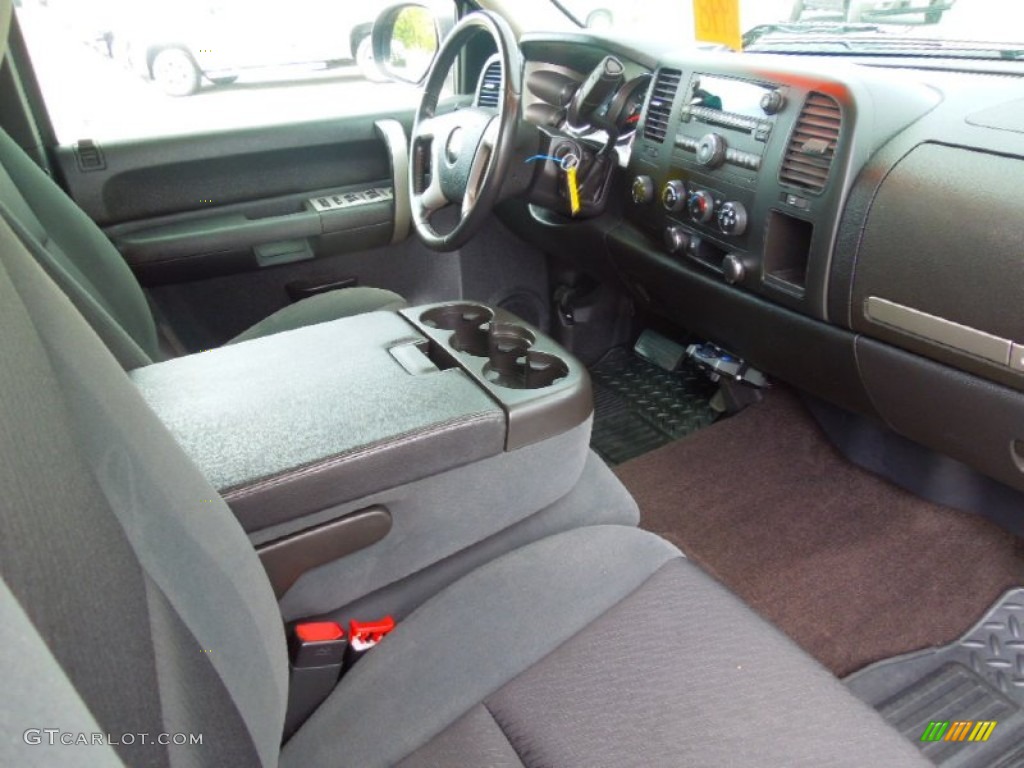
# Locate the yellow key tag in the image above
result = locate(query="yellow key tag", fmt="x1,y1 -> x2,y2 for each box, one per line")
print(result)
566,166 -> 581,216
563,156 -> 581,216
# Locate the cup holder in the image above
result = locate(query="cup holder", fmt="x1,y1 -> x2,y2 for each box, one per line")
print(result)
418,304 -> 568,390
484,350 -> 569,390
419,304 -> 494,357
487,323 -> 536,371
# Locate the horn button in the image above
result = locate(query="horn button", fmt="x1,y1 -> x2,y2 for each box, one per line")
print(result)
445,128 -> 464,164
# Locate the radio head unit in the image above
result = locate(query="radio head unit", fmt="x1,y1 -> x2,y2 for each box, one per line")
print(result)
676,73 -> 786,177
685,75 -> 782,126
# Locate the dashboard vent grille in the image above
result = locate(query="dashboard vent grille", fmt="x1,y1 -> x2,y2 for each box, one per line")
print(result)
643,68 -> 681,142
476,58 -> 502,108
780,92 -> 842,193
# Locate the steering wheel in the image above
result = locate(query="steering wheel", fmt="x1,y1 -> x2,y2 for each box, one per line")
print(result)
410,11 -> 523,251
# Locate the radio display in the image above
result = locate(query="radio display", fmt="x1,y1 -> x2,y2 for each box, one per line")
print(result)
690,75 -> 771,119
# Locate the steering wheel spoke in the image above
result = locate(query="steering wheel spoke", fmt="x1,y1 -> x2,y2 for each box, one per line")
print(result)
413,113 -> 441,141
462,116 -> 499,219
418,145 -> 449,217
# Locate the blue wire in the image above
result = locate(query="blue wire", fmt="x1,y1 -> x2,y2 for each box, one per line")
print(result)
524,154 -> 561,164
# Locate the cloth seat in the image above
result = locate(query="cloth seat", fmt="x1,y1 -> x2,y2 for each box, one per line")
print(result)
0,125 -> 405,370
227,287 -> 407,345
0,208 -> 928,767
285,526 -> 928,767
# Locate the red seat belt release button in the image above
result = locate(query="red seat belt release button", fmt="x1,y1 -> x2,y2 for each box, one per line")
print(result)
290,621 -> 347,668
348,616 -> 396,655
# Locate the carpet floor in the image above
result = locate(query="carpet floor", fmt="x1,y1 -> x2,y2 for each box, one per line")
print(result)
614,388 -> 1024,677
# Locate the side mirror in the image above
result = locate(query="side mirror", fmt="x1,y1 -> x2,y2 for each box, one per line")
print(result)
371,4 -> 443,84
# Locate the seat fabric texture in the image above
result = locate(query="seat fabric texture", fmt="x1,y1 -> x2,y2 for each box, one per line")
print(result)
0,209 -> 929,767
285,526 -> 929,768
0,126 -> 405,370
227,287 -> 408,345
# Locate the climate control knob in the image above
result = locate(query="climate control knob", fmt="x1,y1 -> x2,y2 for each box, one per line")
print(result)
717,201 -> 748,236
695,133 -> 726,169
688,190 -> 715,224
631,175 -> 654,205
661,180 -> 687,212
663,226 -> 691,255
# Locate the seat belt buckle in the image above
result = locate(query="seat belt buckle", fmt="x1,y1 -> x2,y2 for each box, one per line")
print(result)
345,616 -> 396,666
289,621 -> 347,668
283,621 -> 347,739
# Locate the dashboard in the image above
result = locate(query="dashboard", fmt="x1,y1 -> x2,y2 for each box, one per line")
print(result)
501,33 -> 1024,501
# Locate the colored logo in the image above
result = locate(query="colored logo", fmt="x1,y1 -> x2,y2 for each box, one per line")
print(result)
920,721 -> 997,743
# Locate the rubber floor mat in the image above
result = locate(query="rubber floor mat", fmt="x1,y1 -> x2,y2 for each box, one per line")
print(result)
588,347 -> 717,466
845,588 -> 1024,767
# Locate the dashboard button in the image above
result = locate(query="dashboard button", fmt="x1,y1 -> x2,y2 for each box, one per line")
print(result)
785,193 -> 810,210
760,90 -> 785,116
664,226 -> 691,254
722,253 -> 751,284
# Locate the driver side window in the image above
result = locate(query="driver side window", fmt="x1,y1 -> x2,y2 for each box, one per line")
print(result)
15,0 -> 455,143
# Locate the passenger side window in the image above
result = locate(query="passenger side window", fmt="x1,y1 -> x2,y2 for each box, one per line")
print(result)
15,0 -> 453,143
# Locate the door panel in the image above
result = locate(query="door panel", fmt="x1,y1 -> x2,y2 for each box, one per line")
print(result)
54,112 -> 406,226
52,110 -> 416,289
76,108 -> 470,352
48,109 -> 452,350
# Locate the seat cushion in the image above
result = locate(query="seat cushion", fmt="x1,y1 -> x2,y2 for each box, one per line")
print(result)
282,526 -> 928,768
228,287 -> 407,345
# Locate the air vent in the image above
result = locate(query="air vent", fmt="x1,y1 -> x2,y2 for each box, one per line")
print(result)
779,92 -> 842,193
642,68 -> 681,143
476,57 -> 502,108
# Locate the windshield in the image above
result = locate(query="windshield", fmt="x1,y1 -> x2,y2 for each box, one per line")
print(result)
553,0 -> 1024,54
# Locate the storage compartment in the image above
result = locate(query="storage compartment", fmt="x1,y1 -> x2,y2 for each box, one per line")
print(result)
133,303 -> 594,529
132,311 -> 508,532
132,304 -> 597,609
857,337 -> 1024,495
851,143 -> 1024,390
763,211 -> 812,290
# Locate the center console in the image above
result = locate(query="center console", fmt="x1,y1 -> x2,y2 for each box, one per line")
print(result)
624,63 -> 853,319
131,303 -> 600,613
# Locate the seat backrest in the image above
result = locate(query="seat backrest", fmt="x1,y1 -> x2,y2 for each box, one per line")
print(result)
0,206 -> 287,766
0,108 -> 158,367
